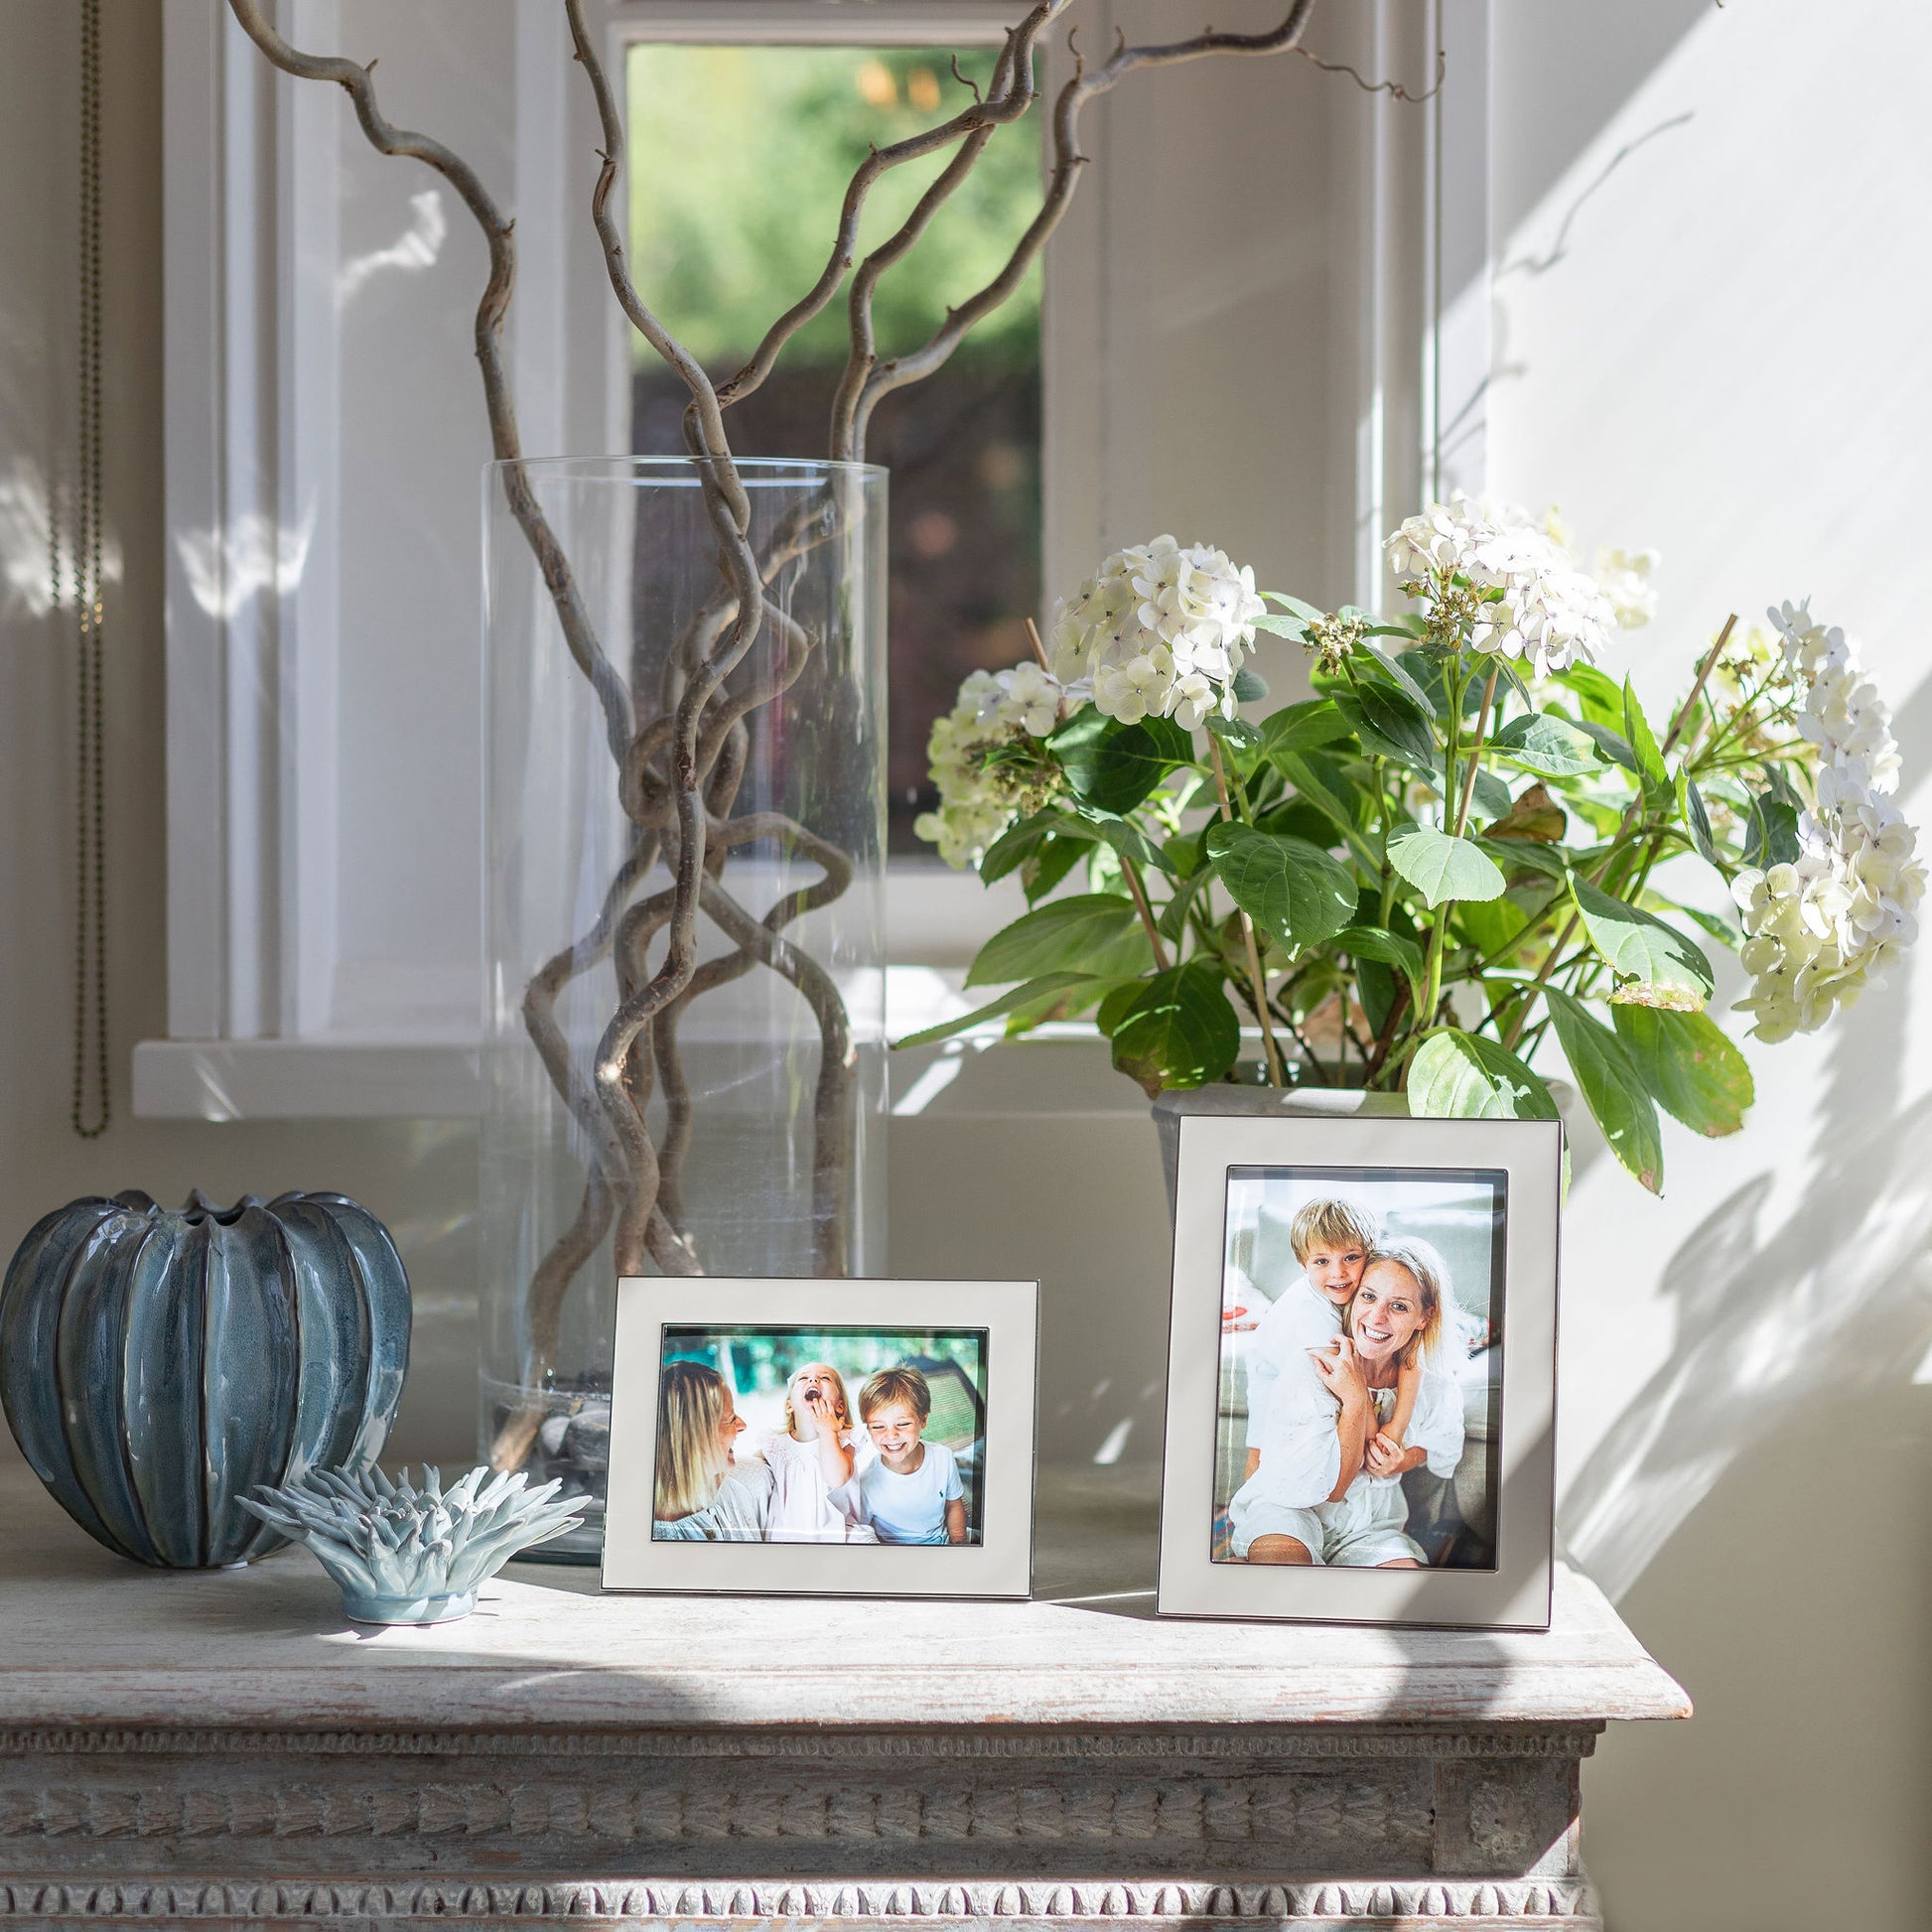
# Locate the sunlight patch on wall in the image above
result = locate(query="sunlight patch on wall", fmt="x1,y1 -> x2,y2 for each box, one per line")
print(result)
175,506 -> 314,621
339,189 -> 447,306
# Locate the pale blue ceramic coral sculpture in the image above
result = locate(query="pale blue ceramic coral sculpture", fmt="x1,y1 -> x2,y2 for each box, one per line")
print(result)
241,1463 -> 583,1624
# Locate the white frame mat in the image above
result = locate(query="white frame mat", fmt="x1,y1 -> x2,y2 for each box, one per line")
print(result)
604,1277 -> 1038,1598
1156,1114 -> 1561,1629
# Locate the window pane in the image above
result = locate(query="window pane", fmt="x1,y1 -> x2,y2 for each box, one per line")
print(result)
626,44 -> 1042,856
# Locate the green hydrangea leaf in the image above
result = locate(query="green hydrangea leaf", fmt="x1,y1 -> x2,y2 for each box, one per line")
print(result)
1386,825 -> 1507,908
1679,771 -> 1722,869
1545,989 -> 1664,1192
1055,714 -> 1194,815
965,894 -> 1152,988
1489,712 -> 1606,779
1332,681 -> 1438,770
1408,1030 -> 1559,1120
1611,1005 -> 1754,1137
1333,923 -> 1426,1002
1109,961 -> 1242,1096
1623,676 -> 1671,795
1259,698 -> 1355,760
893,972 -> 1116,1049
1203,822 -> 1358,954
1570,878 -> 1715,1005
978,809 -> 1067,885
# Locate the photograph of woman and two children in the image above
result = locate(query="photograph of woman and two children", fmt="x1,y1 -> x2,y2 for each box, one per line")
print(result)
1213,1166 -> 1506,1572
649,1325 -> 988,1546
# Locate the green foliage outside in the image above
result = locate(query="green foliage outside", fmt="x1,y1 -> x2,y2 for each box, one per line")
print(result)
626,45 -> 1042,370
662,1326 -> 986,1449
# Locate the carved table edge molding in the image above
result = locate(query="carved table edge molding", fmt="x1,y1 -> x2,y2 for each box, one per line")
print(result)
0,1874 -> 1602,1923
0,1724 -> 1604,1763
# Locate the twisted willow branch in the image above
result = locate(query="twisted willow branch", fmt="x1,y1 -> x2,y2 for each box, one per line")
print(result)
222,0 -> 678,1470
233,0 -> 1331,1472
715,2 -> 1062,419
561,0 -> 780,1283
633,815 -> 859,1276
840,0 -> 1319,456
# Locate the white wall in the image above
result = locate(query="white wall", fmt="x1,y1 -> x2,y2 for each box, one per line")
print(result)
1488,2 -> 1932,1926
0,5 -> 1926,1926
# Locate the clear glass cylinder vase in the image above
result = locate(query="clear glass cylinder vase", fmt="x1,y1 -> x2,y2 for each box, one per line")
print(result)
480,456 -> 888,1558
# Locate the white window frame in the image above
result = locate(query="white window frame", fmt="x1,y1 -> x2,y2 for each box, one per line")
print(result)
139,0 -> 1489,1120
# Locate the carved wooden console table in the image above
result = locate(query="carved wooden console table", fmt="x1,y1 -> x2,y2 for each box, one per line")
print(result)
0,1461 -> 1688,1929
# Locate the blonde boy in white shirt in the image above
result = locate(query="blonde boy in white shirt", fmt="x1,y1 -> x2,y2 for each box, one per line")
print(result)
857,1365 -> 968,1546
1238,1196 -> 1381,1477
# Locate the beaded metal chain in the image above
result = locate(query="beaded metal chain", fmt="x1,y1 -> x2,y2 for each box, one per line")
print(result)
65,0 -> 109,1139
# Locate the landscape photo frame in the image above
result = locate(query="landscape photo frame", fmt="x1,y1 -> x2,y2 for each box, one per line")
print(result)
604,1276 -> 1038,1598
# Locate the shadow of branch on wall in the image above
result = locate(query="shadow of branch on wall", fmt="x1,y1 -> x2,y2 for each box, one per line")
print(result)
1560,1018 -> 1932,1598
1560,663 -> 1932,1599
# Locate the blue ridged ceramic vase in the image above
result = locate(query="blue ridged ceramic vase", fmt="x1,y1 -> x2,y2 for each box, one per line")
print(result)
0,1189 -> 410,1568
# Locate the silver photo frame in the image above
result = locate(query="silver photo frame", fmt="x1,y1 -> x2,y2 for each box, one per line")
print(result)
604,1277 -> 1039,1598
1156,1114 -> 1561,1629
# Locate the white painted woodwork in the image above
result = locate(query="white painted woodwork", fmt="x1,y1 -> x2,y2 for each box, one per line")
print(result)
145,0 -> 1477,1118
0,1453 -> 1685,1926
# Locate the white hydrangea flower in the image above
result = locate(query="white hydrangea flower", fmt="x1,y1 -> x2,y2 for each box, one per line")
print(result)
978,660 -> 1080,739
913,673 -> 1012,869
1170,670 -> 1220,732
913,659 -> 1089,869
1049,535 -> 1263,728
1770,601 -> 1900,788
1594,545 -> 1660,629
1046,573 -> 1131,685
1729,603 -> 1925,1041
1385,493 -> 1618,677
1091,648 -> 1173,725
1476,559 -> 1619,680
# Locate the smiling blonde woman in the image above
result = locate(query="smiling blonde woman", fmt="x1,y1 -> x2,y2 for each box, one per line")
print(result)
1225,1240 -> 1466,1569
652,1360 -> 773,1541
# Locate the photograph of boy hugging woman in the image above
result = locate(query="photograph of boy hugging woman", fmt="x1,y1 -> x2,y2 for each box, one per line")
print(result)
1241,1199 -> 1422,1482
1226,1196 -> 1437,1567
858,1366 -> 968,1545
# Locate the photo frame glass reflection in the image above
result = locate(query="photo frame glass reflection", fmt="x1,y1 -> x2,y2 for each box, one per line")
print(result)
1214,1166 -> 1505,1574
653,1324 -> 989,1547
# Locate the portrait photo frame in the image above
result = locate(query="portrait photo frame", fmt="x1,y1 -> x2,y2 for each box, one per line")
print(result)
604,1277 -> 1039,1598
1156,1113 -> 1562,1630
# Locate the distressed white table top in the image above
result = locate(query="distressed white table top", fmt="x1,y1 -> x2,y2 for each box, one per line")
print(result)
0,1456 -> 1688,1732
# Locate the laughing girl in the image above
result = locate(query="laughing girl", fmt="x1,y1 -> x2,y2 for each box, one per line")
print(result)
759,1360 -> 877,1542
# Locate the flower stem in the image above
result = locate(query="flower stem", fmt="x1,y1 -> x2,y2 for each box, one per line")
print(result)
1442,659 -> 1466,829
1208,734 -> 1287,1086
1660,615 -> 1738,759
1500,910 -> 1577,1052
1365,983 -> 1412,1085
1452,664 -> 1501,838
1410,660 -> 1471,1056
1121,856 -> 1170,971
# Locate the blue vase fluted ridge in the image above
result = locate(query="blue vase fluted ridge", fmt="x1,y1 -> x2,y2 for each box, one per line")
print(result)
0,1189 -> 410,1567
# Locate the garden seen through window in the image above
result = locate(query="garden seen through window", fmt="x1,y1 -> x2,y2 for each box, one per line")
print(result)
626,43 -> 1044,857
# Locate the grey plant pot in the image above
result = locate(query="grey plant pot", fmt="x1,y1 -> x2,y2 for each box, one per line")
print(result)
0,1189 -> 410,1568
1151,1076 -> 1576,1215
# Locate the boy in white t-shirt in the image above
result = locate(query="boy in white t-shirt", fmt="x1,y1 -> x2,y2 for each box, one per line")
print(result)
857,1366 -> 967,1545
1239,1196 -> 1381,1483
